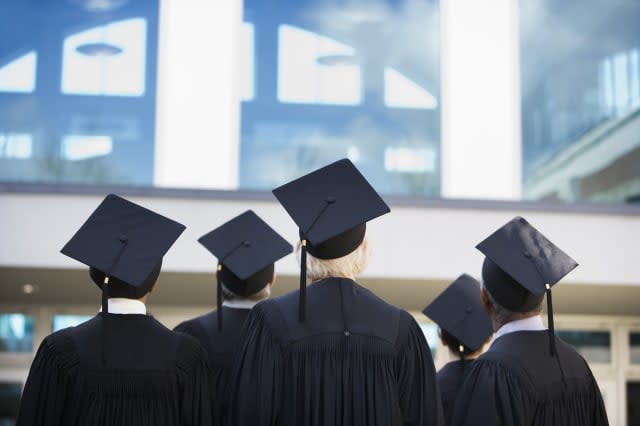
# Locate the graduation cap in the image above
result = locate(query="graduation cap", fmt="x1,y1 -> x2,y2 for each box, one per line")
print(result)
61,194 -> 186,363
476,216 -> 578,356
423,274 -> 493,356
273,158 -> 390,321
198,210 -> 293,330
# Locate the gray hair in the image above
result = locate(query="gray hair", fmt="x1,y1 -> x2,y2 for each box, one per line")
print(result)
296,238 -> 371,282
482,286 -> 542,331
221,283 -> 272,302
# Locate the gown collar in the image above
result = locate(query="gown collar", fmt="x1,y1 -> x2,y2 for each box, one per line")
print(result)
494,315 -> 546,341
98,298 -> 147,315
223,299 -> 259,309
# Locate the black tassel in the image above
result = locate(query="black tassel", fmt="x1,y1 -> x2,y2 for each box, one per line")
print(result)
299,240 -> 307,322
101,276 -> 109,365
546,284 -> 556,357
217,265 -> 223,332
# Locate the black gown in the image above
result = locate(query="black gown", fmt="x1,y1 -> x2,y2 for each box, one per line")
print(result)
174,306 -> 251,425
450,330 -> 609,426
16,314 -> 213,426
227,277 -> 444,426
437,360 -> 472,425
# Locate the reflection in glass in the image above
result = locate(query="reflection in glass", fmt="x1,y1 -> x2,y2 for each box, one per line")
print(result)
278,24 -> 362,105
520,0 -> 640,204
61,18 -> 147,97
0,1 -> 159,186
630,332 -> 640,364
0,314 -> 34,353
52,315 -> 92,332
0,383 -> 22,425
0,51 -> 36,93
61,135 -> 113,161
420,323 -> 439,357
557,330 -> 610,363
0,134 -> 32,159
241,0 -> 441,196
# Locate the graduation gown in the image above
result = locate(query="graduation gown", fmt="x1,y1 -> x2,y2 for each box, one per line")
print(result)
16,314 -> 213,426
437,360 -> 472,425
450,330 -> 608,426
227,277 -> 444,426
174,306 -> 251,425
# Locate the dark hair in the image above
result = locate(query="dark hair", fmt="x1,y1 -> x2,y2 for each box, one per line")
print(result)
89,260 -> 162,299
440,328 -> 475,358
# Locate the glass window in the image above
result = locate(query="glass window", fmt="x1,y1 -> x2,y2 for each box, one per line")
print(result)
419,323 -> 439,357
0,382 -> 22,425
0,1 -> 159,186
556,330 -> 611,363
239,0 -> 441,196
52,315 -> 92,332
0,314 -> 34,353
630,332 -> 640,364
520,0 -> 640,204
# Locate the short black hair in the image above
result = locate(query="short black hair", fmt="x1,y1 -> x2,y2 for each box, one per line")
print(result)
89,260 -> 162,299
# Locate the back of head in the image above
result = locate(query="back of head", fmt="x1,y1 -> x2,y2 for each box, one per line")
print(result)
302,237 -> 370,282
89,260 -> 162,299
218,262 -> 274,300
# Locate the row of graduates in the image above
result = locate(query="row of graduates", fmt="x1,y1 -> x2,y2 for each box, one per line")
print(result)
15,159 -> 608,426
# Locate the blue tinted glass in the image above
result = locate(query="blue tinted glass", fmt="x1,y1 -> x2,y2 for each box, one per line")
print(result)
0,382 -> 22,425
51,315 -> 92,332
420,323 -> 439,357
557,330 -> 611,363
240,0 -> 441,196
631,332 -> 640,364
0,1 -> 159,186
520,0 -> 640,204
0,314 -> 33,353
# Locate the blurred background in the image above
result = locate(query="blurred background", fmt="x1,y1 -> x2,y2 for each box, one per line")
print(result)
0,0 -> 639,424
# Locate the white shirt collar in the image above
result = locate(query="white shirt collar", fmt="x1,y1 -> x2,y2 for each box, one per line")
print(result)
494,315 -> 546,341
98,298 -> 147,315
222,299 -> 259,309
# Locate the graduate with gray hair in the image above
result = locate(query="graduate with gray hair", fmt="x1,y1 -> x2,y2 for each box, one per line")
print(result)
227,159 -> 443,426
451,216 -> 608,426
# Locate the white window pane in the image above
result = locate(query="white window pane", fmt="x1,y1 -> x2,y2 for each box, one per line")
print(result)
385,146 -> 436,173
384,67 -> 437,109
61,135 -> 113,161
61,18 -> 147,96
0,51 -> 37,93
278,24 -> 361,105
0,133 -> 33,159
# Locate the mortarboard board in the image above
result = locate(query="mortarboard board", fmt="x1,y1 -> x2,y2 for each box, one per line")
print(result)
476,216 -> 578,356
198,210 -> 293,330
423,274 -> 493,355
272,158 -> 390,321
60,193 -> 186,363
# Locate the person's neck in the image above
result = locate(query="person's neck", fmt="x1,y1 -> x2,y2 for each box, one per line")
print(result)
223,298 -> 263,309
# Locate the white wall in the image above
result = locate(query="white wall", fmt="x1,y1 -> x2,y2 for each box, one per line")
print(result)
1,193 -> 639,286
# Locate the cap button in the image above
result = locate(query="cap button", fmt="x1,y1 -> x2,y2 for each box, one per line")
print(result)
119,234 -> 128,243
523,250 -> 531,258
243,240 -> 251,247
326,196 -> 336,204
343,330 -> 350,337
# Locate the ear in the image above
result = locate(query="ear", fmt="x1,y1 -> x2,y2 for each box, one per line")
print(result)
268,272 -> 276,288
148,280 -> 158,294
